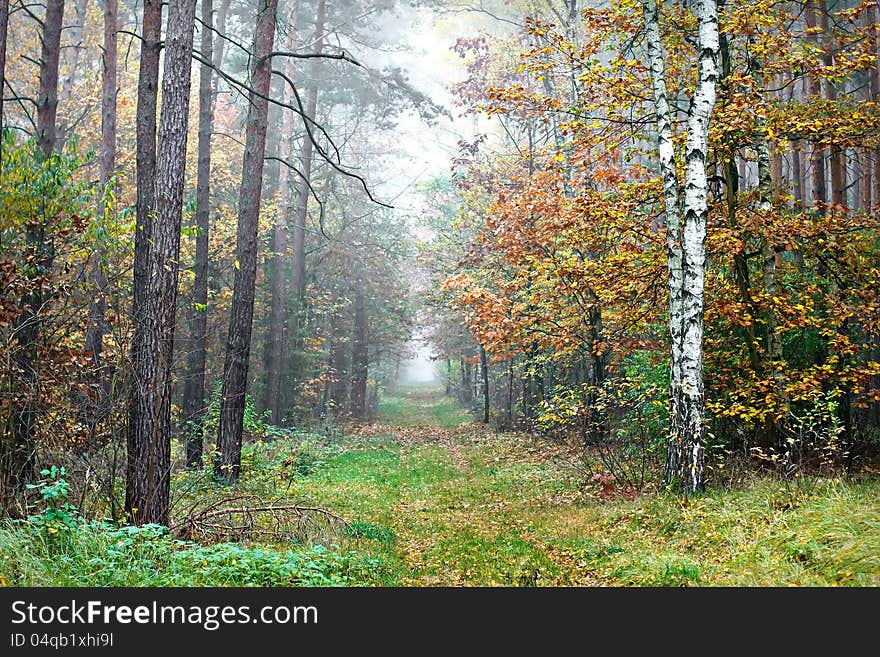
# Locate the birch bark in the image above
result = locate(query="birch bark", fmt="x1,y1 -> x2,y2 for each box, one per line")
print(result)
642,0 -> 719,492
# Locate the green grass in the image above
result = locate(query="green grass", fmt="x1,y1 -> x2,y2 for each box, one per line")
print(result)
2,388 -> 878,586
377,384 -> 473,428
0,523 -> 380,586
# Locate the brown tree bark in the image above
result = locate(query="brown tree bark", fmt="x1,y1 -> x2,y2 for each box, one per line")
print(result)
480,345 -> 489,423
58,0 -> 90,140
132,0 -> 162,333
791,140 -> 804,208
329,303 -> 350,415
864,4 -> 878,211
263,0 -> 299,424
216,0 -> 278,482
287,0 -> 327,387
804,1 -> 827,206
82,0 -> 117,433
0,0 -> 8,139
350,277 -> 368,419
859,148 -> 871,212
460,356 -> 472,405
1,0 -> 65,514
99,0 -> 117,203
817,1 -> 845,208
37,0 -> 65,155
125,0 -> 198,525
181,0 -> 215,468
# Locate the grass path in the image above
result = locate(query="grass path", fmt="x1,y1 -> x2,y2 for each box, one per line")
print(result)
294,384 -> 880,586
301,385 -> 599,585
2,385 -> 877,586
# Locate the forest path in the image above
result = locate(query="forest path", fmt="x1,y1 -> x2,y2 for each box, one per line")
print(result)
335,385 -> 600,585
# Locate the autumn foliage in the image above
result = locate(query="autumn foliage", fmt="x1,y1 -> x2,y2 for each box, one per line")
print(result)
437,0 -> 880,479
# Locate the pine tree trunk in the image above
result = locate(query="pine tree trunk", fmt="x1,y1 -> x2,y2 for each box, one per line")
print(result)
804,2 -> 827,206
871,4 -> 880,210
329,305 -> 350,415
791,140 -> 804,208
181,0 -> 214,468
216,0 -> 278,482
815,0 -> 845,208
132,0 -> 162,355
460,356 -> 470,405
264,0 -> 299,424
480,346 -> 489,423
288,0 -> 326,386
0,0 -> 9,139
350,278 -> 368,419
58,0 -> 90,139
125,0 -> 198,525
37,0 -> 64,155
82,0 -> 117,434
1,0 -> 64,512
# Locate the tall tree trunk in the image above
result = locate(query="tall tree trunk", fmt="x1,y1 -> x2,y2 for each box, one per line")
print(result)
1,0 -> 65,513
58,0 -> 90,140
459,356 -> 469,405
59,0 -> 89,100
480,345 -> 489,423
642,0 -> 684,485
757,137 -> 782,447
505,360 -> 513,426
859,149 -> 871,211
329,305 -> 350,414
0,0 -> 9,141
804,1 -> 827,206
216,0 -> 278,482
643,0 -> 718,493
816,0 -> 845,208
791,140 -> 804,208
264,0 -> 299,423
350,277 -> 368,419
676,0 -> 718,494
131,0 -> 162,382
861,6 -> 876,211
288,0 -> 327,384
125,0 -> 197,525
870,3 -> 880,210
83,0 -> 117,433
181,0 -> 214,468
37,0 -> 65,155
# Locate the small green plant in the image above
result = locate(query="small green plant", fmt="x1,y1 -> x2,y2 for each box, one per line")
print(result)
346,521 -> 396,544
25,466 -> 80,539
200,379 -> 276,442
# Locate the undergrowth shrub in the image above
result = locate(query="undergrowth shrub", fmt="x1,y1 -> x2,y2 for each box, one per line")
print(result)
0,518 -> 383,586
537,351 -> 667,494
0,462 -> 382,586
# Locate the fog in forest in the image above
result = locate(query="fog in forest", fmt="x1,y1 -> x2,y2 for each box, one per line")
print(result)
398,340 -> 440,386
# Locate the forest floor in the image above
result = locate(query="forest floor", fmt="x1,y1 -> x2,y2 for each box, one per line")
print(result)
2,384 -> 878,586
289,384 -> 880,586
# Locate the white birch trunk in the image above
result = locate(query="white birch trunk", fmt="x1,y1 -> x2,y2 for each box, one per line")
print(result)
641,0 -> 685,484
643,0 -> 719,492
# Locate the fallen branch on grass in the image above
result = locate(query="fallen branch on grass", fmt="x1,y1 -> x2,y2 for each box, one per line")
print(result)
172,494 -> 349,544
